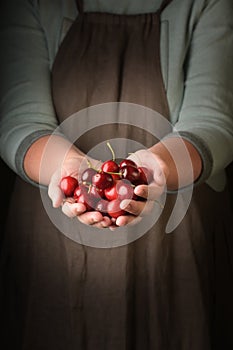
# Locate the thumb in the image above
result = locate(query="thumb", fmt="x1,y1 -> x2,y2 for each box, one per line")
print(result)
48,171 -> 64,208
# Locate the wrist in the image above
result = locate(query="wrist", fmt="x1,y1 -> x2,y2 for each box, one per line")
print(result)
24,135 -> 84,185
149,137 -> 202,191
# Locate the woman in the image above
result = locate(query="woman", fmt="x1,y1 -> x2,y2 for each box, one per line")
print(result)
0,0 -> 233,349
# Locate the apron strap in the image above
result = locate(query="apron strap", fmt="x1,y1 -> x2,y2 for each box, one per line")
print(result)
76,0 -> 84,14
158,0 -> 173,14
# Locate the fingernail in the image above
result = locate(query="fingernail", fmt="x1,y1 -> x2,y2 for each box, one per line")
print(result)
120,199 -> 131,210
134,187 -> 144,196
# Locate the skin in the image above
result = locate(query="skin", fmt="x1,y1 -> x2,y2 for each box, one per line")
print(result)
24,134 -> 202,229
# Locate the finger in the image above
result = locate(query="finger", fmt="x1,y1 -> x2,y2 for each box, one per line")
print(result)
116,214 -> 142,227
120,198 -> 154,217
78,215 -> 113,229
49,185 -> 64,208
62,201 -> 86,218
90,216 -> 113,229
48,172 -> 64,207
77,211 -> 105,225
108,218 -> 118,231
109,225 -> 117,231
134,184 -> 165,201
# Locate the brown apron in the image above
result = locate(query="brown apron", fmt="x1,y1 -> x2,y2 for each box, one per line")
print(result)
1,1 -> 233,349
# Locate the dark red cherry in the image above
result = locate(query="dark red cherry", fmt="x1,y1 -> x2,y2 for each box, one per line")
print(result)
76,190 -> 98,211
95,199 -> 109,215
88,184 -> 105,199
115,179 -> 135,200
92,171 -> 113,190
60,176 -> 79,197
101,160 -> 119,173
107,199 -> 127,219
76,194 -> 91,211
73,185 -> 83,200
120,165 -> 141,185
101,160 -> 121,181
119,159 -> 137,168
80,168 -> 97,184
137,166 -> 154,185
104,179 -> 136,201
104,183 -> 118,201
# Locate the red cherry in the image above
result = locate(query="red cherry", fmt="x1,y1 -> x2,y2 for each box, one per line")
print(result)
107,199 -> 127,219
60,176 -> 79,197
92,171 -> 113,190
101,160 -> 121,181
88,184 -> 105,199
73,183 -> 90,199
101,160 -> 119,173
76,190 -> 98,211
116,179 -> 135,200
104,183 -> 118,201
119,159 -> 137,168
73,185 -> 83,200
120,165 -> 141,185
137,166 -> 153,185
95,199 -> 109,215
80,168 -> 97,184
76,194 -> 91,211
104,179 -> 136,201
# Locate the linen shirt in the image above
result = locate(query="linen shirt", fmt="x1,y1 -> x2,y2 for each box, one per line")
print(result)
0,0 -> 233,190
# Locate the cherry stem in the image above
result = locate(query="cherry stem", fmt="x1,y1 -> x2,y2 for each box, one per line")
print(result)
82,181 -> 92,186
86,157 -> 92,168
107,141 -> 116,161
85,157 -> 100,172
105,171 -> 121,175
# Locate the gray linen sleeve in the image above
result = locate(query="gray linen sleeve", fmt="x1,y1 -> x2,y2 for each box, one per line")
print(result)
173,0 -> 233,180
0,1 -> 63,184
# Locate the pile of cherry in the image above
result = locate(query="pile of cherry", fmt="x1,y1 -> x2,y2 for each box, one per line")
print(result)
60,148 -> 153,219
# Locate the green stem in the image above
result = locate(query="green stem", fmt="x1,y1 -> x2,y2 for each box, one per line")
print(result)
107,141 -> 116,161
85,157 -> 92,168
85,157 -> 100,172
105,171 -> 121,175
